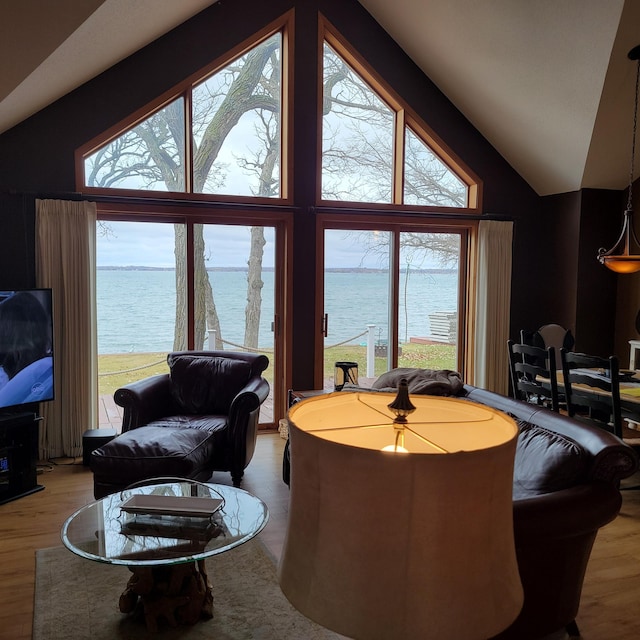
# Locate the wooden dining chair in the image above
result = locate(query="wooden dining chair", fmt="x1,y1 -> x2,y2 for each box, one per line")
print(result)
508,340 -> 560,412
521,324 -> 574,370
561,349 -> 640,490
560,350 -> 622,435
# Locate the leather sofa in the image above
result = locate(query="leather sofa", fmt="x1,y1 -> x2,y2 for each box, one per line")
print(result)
90,350 -> 269,498
460,384 -> 638,640
284,379 -> 639,639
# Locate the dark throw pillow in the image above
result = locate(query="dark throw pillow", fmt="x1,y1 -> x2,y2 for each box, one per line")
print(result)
513,419 -> 588,500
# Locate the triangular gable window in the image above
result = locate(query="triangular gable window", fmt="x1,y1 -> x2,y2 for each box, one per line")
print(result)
81,18 -> 476,209
404,127 -> 467,207
321,33 -> 473,208
192,33 -> 281,196
322,42 -> 394,203
85,97 -> 186,192
83,32 -> 282,198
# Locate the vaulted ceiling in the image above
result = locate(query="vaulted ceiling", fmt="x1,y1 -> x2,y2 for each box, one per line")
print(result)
1,0 -> 638,196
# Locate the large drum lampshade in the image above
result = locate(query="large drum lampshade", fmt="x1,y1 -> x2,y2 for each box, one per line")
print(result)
278,390 -> 523,640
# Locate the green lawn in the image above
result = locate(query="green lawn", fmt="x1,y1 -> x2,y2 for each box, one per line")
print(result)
98,342 -> 457,397
98,353 -> 169,396
324,343 -> 457,379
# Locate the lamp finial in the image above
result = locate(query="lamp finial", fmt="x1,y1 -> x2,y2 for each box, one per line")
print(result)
388,379 -> 416,423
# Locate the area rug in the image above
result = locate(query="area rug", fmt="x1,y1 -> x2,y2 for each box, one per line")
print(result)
33,540 -> 346,640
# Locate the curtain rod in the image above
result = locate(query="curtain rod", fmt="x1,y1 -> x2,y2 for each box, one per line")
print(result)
311,205 -> 514,222
4,190 -> 83,201
4,191 -> 514,221
4,190 -> 302,213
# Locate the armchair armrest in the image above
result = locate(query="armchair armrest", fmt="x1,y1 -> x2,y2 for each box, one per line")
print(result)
225,376 -> 270,477
113,373 -> 174,431
591,445 -> 639,484
228,376 -> 270,422
513,481 -> 621,540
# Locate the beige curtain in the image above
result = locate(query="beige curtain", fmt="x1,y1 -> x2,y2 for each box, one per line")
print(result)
36,199 -> 97,459
473,219 -> 513,394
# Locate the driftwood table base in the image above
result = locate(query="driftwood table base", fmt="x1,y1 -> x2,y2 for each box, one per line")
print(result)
62,483 -> 268,634
119,559 -> 213,632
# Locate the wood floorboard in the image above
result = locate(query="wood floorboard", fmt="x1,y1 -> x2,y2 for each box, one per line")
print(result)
0,433 -> 639,640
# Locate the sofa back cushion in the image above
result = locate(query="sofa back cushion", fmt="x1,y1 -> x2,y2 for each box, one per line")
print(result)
513,419 -> 589,500
168,354 -> 251,415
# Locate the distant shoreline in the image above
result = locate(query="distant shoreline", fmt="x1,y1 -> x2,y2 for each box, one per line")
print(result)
97,266 -> 456,274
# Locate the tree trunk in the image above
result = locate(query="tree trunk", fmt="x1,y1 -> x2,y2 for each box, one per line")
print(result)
173,224 -> 188,351
194,225 -> 220,349
173,224 -> 220,350
244,227 -> 266,349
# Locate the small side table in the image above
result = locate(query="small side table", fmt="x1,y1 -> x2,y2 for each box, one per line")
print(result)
287,388 -> 330,408
82,427 -> 117,466
284,389 -> 333,485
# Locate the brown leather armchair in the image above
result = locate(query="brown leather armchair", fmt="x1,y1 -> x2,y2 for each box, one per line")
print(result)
91,350 -> 269,498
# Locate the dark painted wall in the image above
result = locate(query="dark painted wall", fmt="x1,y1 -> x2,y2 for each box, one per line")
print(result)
0,194 -> 36,289
534,191 -> 582,334
575,188 -> 625,357
0,0 -> 621,384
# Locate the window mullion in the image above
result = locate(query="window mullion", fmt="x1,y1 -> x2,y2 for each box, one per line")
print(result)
389,230 -> 401,364
394,110 -> 406,205
186,221 -> 195,348
185,89 -> 194,194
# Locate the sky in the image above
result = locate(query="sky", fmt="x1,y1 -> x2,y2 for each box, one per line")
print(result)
97,221 -> 263,268
97,222 -> 394,269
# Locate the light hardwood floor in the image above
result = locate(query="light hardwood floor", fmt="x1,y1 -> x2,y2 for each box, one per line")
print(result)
1,433 -> 639,640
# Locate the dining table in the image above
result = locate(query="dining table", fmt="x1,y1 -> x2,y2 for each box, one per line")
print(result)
554,368 -> 640,423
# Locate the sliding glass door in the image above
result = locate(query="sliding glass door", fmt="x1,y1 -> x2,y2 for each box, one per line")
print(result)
323,226 -> 463,388
96,219 -> 281,428
323,229 -> 391,388
397,230 -> 461,371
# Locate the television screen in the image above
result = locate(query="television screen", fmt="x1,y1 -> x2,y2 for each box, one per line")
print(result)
0,289 -> 54,411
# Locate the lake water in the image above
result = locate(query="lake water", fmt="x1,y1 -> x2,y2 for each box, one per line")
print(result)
97,269 -> 458,354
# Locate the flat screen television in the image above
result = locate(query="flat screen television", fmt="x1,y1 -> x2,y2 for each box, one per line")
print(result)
0,289 -> 54,412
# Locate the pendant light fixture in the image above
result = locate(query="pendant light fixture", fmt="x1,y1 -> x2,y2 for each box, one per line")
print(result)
598,45 -> 640,274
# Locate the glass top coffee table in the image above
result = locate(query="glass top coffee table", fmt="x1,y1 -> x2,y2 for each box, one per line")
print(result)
61,479 -> 269,631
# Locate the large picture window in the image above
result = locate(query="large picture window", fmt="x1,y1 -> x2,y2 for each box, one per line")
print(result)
79,13 -> 481,424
